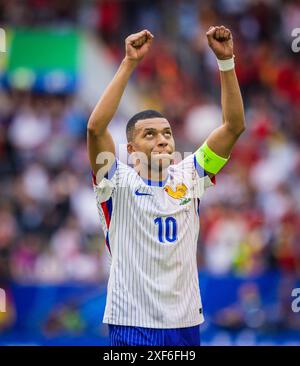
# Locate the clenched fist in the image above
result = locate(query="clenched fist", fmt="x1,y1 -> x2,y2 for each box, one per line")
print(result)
125,29 -> 154,63
206,26 -> 233,60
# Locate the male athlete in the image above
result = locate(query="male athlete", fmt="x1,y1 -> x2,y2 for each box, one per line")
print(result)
87,26 -> 245,346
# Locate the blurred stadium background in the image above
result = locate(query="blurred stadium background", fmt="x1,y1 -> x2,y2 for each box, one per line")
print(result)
0,0 -> 300,346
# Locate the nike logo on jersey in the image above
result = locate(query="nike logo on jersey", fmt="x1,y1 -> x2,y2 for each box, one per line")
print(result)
135,189 -> 153,196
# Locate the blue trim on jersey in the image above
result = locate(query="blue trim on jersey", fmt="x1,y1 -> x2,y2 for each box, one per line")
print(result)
106,197 -> 113,217
101,196 -> 113,255
105,232 -> 111,254
91,159 -> 117,186
106,197 -> 113,254
104,159 -> 118,180
108,324 -> 201,346
193,154 -> 207,178
140,175 -> 169,187
196,198 -> 200,216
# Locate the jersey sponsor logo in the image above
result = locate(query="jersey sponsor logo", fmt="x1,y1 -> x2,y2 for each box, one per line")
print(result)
164,183 -> 187,199
135,189 -> 153,196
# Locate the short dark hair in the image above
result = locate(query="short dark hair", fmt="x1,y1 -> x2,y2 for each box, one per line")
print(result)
126,109 -> 165,142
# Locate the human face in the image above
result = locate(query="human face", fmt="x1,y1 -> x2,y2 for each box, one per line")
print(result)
127,117 -> 175,171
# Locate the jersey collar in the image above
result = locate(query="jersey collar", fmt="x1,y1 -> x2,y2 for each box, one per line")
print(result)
140,175 -> 169,187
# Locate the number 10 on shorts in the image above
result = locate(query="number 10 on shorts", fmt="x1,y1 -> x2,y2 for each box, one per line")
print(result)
154,217 -> 177,243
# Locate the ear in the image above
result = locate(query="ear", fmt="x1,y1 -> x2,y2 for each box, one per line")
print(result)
127,142 -> 135,155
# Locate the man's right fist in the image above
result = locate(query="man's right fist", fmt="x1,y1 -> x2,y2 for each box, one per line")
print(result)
125,30 -> 154,62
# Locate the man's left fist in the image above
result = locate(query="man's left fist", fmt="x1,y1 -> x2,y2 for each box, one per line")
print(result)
206,25 -> 233,60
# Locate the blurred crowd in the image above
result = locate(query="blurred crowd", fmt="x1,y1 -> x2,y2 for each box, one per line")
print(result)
0,0 -> 300,287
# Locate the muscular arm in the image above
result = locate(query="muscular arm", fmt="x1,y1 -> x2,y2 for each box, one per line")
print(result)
206,67 -> 245,159
205,26 -> 245,161
87,59 -> 137,174
87,30 -> 154,177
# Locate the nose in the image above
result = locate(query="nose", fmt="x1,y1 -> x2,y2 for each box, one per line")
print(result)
157,133 -> 168,148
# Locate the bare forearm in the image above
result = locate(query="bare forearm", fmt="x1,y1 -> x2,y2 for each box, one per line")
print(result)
87,57 -> 137,134
86,30 -> 153,175
204,26 -> 245,159
220,69 -> 245,134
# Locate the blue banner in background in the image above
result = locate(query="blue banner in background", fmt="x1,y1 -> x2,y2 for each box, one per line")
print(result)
1,271 -> 299,345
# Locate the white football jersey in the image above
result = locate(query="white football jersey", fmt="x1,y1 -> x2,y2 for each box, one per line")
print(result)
92,153 -> 215,328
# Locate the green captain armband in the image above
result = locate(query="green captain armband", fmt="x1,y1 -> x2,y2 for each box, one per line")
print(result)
195,142 -> 229,175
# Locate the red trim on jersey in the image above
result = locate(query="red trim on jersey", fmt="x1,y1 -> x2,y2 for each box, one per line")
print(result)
101,201 -> 111,228
92,171 -> 97,185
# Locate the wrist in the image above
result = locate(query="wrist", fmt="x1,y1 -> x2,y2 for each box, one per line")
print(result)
216,55 -> 235,72
122,57 -> 139,70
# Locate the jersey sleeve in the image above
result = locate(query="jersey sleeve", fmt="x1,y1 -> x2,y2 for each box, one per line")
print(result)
193,153 -> 216,197
173,153 -> 216,199
92,158 -> 118,203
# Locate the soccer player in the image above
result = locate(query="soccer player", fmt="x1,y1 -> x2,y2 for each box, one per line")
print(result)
87,26 -> 245,346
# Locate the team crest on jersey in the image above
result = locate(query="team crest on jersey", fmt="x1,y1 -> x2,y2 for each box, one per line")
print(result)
165,183 -> 187,199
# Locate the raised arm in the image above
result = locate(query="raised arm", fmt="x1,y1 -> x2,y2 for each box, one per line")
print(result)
203,26 -> 245,164
87,29 -> 154,176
